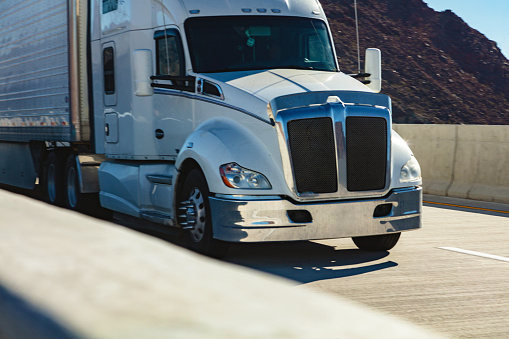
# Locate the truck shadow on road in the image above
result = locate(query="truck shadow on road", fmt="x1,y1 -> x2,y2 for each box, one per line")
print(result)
226,241 -> 398,284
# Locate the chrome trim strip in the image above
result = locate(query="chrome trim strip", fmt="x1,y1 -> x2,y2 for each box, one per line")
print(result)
154,88 -> 274,126
146,174 -> 173,185
269,90 -> 392,113
214,194 -> 282,201
140,211 -> 175,226
196,77 -> 225,100
228,224 -> 305,230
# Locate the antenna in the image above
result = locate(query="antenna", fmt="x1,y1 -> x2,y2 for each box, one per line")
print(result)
354,0 -> 361,74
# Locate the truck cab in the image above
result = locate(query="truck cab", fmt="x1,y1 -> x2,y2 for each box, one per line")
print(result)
91,0 -> 422,256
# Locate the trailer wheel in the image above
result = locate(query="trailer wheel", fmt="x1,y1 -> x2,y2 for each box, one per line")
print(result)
352,233 -> 401,251
42,151 -> 65,206
178,169 -> 230,258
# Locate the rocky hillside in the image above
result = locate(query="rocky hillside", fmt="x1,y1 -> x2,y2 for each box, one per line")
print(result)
321,0 -> 509,124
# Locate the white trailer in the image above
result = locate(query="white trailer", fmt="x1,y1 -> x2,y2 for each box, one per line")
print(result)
0,0 -> 422,256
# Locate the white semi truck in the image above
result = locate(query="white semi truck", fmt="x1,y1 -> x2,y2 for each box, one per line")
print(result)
0,0 -> 422,256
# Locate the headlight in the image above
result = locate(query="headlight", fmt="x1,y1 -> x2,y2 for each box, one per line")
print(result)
219,163 -> 272,189
400,156 -> 421,183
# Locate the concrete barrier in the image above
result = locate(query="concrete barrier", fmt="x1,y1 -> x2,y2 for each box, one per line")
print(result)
0,189 -> 442,339
393,124 -> 509,203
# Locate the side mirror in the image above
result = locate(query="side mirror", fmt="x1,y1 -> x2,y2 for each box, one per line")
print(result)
133,49 -> 154,96
365,48 -> 382,93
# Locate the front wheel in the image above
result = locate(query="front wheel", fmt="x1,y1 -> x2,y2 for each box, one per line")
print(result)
352,233 -> 401,251
178,169 -> 230,258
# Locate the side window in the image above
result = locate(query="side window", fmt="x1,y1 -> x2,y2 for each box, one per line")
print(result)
155,30 -> 184,77
102,0 -> 118,14
103,47 -> 115,95
103,43 -> 117,106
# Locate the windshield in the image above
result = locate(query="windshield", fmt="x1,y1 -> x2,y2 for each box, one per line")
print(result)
185,16 -> 337,73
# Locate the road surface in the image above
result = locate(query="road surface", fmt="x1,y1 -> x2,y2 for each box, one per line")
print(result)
3,183 -> 506,337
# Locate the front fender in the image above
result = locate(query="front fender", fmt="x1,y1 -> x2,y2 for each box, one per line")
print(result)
176,118 -> 287,195
391,130 -> 422,188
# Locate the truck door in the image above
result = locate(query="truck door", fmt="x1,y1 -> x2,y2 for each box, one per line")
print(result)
152,28 -> 194,157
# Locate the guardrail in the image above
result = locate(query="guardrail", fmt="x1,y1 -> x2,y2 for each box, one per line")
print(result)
394,124 -> 509,204
0,189 -> 441,339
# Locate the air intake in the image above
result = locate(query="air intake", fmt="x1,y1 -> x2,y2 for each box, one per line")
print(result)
287,118 -> 338,194
346,117 -> 387,191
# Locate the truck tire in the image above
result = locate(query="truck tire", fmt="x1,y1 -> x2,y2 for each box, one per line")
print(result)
64,154 -> 85,211
64,154 -> 100,213
352,233 -> 401,251
178,169 -> 230,258
42,151 -> 65,206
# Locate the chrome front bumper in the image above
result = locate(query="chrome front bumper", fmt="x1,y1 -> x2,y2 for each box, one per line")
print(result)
209,187 -> 422,242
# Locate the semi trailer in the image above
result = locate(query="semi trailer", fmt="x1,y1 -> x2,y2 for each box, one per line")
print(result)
0,0 -> 422,256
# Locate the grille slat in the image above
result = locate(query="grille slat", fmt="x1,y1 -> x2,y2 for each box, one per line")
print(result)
346,117 -> 387,191
287,118 -> 338,194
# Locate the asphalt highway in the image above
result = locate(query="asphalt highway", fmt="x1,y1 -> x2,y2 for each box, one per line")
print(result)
226,196 -> 509,338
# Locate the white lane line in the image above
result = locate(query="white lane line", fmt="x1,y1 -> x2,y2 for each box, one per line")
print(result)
439,247 -> 509,262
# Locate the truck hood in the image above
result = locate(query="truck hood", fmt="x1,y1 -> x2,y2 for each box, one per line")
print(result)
204,69 -> 371,103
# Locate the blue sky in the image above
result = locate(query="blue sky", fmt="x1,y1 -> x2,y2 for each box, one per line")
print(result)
423,0 -> 509,58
